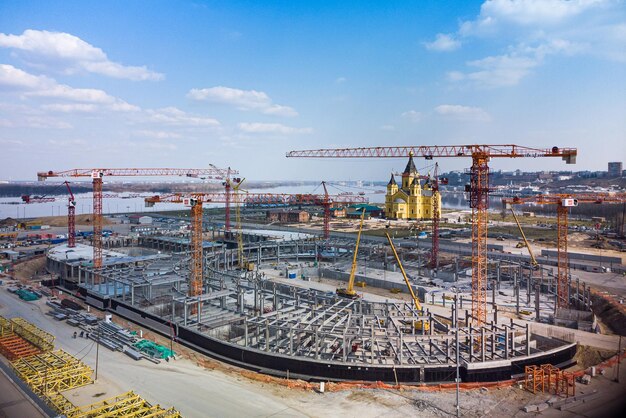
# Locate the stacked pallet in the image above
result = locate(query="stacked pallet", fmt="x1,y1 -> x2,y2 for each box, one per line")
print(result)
67,391 -> 182,418
10,317 -> 55,352
0,332 -> 41,360
11,350 -> 93,395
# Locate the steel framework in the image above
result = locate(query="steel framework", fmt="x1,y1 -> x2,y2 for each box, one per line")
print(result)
64,181 -> 77,248
503,193 -> 626,309
287,144 -> 577,326
7,317 -> 55,352
69,391 -> 182,418
11,350 -> 93,395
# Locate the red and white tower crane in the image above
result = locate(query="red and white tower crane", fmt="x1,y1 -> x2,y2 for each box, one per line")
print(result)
145,191 -> 367,300
36,167 -> 236,273
287,145 -> 577,326
502,193 -> 626,309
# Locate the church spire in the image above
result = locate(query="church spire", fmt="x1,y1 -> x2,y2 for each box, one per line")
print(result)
403,153 -> 417,175
388,173 -> 397,185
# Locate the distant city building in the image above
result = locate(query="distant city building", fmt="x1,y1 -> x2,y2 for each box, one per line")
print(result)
265,210 -> 310,224
385,153 -> 441,220
608,162 -> 623,178
129,215 -> 153,225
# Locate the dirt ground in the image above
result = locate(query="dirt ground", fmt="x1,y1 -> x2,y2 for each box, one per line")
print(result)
33,214 -> 114,227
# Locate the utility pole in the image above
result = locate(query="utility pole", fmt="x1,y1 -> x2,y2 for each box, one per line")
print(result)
455,293 -> 460,417
616,335 -> 622,383
95,324 -> 100,380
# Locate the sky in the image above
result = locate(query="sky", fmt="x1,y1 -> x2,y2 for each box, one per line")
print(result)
0,0 -> 625,181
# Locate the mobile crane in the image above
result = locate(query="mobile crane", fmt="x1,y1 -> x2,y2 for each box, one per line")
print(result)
336,208 -> 366,299
385,232 -> 429,331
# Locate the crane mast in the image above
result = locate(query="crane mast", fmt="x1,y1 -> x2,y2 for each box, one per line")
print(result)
287,144 -> 577,326
63,181 -> 76,248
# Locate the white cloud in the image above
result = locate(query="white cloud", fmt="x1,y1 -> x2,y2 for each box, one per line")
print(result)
48,138 -> 87,146
0,63 -> 52,90
335,77 -> 347,84
380,125 -> 395,131
441,0 -> 624,87
434,105 -> 491,121
238,122 -> 313,134
424,33 -> 461,51
146,107 -> 220,127
449,39 -> 582,87
0,64 -> 141,113
41,103 -> 98,113
401,110 -> 422,122
127,141 -> 178,151
187,86 -> 298,117
475,0 -> 606,27
0,30 -> 163,81
133,129 -> 182,139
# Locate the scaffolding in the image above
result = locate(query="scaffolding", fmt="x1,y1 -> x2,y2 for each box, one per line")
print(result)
68,391 -> 182,418
11,350 -> 93,395
524,364 -> 575,397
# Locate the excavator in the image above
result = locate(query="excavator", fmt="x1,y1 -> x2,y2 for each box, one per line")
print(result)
509,207 -> 538,268
385,232 -> 429,331
336,208 -> 366,299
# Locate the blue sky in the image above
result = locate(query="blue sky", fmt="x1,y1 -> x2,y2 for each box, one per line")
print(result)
0,0 -> 624,181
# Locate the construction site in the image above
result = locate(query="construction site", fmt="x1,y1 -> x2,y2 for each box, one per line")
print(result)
1,144 -> 625,417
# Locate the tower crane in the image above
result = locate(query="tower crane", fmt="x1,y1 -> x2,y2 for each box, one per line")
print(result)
287,144 -> 577,326
502,192 -> 626,309
37,167 -> 236,273
145,191 -> 369,298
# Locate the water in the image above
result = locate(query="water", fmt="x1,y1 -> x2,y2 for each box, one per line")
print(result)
0,185 -> 505,219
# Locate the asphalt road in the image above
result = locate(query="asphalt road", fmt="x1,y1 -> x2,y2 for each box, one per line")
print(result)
0,367 -> 47,418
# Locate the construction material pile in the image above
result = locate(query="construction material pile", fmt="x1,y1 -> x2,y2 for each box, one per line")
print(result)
134,339 -> 175,359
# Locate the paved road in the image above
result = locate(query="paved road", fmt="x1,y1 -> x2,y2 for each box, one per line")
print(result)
0,367 -> 47,418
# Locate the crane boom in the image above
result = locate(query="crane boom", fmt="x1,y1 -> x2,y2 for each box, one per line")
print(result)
385,232 -> 421,311
37,167 -> 236,180
509,208 -> 537,267
287,144 -> 577,163
337,208 -> 366,299
145,192 -> 367,206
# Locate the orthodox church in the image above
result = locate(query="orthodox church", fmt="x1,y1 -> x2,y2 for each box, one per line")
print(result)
384,153 -> 442,220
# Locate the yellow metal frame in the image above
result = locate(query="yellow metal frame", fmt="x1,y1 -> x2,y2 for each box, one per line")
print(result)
337,208 -> 366,297
9,317 -> 55,352
233,178 -> 247,269
509,208 -> 538,267
70,391 -> 182,418
11,350 -> 93,395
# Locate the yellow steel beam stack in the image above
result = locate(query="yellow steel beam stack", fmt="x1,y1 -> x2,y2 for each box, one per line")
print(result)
69,391 -> 182,418
9,317 -> 55,352
0,316 -> 12,336
46,391 -> 78,417
11,350 -> 93,396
